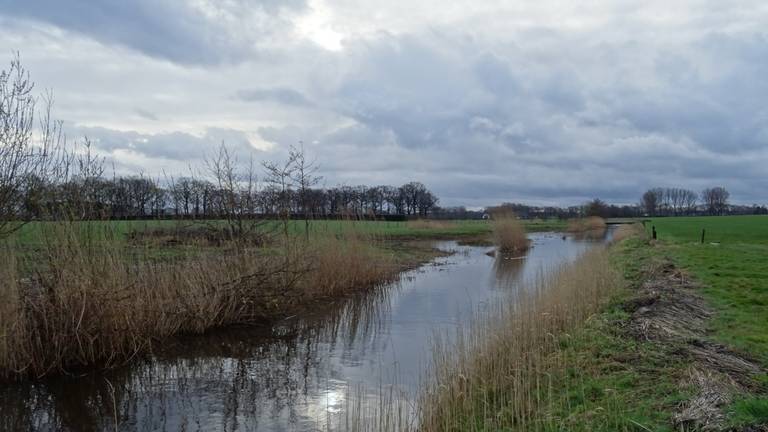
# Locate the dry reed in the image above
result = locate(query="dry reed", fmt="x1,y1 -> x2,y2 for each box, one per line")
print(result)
492,214 -> 529,254
567,216 -> 607,232
420,246 -> 621,431
405,220 -> 457,230
0,222 -> 397,380
611,223 -> 645,243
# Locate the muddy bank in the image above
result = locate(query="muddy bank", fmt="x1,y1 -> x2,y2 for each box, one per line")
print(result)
622,260 -> 766,431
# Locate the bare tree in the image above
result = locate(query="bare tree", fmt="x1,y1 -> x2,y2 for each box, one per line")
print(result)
262,151 -> 298,242
290,143 -> 321,240
702,187 -> 730,215
205,143 -> 262,241
642,188 -> 662,216
0,54 -> 65,237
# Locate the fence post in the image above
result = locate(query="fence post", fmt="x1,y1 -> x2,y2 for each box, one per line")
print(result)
652,226 -> 657,240
701,228 -> 706,244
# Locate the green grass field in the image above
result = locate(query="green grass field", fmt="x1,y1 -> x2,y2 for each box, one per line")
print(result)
648,215 -> 768,427
648,215 -> 768,363
9,218 -> 568,245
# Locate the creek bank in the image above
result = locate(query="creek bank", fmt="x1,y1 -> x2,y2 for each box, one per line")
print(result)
621,258 -> 766,431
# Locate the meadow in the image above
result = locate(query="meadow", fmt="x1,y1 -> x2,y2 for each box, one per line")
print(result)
10,218 -> 567,245
647,215 -> 768,363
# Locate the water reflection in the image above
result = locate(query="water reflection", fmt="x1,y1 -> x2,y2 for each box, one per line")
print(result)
1,233 -> 606,431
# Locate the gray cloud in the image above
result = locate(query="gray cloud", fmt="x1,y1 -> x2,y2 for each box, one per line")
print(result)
0,0 -> 306,64
235,87 -> 314,107
73,125 -> 257,165
134,108 -> 158,121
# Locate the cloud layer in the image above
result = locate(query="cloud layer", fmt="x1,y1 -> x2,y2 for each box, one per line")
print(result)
1,0 -> 767,206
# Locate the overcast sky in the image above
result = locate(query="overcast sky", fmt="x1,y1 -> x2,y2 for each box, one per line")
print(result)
1,0 -> 767,207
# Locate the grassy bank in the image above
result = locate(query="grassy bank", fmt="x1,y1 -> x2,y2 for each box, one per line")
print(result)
647,215 -> 768,364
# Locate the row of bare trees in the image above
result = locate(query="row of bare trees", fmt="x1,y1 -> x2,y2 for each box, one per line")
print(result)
641,186 -> 731,216
13,169 -> 440,222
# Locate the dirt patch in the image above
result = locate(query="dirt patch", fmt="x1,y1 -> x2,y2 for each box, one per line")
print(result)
621,261 -> 765,431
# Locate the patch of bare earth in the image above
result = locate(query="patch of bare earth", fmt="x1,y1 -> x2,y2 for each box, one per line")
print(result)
622,262 -> 765,431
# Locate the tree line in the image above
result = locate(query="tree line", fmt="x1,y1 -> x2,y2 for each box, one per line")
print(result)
14,172 -> 440,221
641,186 -> 735,216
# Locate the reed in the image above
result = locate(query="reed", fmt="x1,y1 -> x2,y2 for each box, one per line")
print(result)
567,216 -> 607,233
0,221 -> 397,380
420,246 -> 621,431
492,214 -> 529,254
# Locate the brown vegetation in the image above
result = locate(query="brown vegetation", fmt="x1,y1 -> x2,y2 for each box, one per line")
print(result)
567,216 -> 607,233
421,246 -> 620,430
406,219 -> 457,230
0,223 -> 397,380
492,214 -> 529,254
611,223 -> 644,243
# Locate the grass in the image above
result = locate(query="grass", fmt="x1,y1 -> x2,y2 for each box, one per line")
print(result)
10,218 -> 568,246
647,215 -> 768,364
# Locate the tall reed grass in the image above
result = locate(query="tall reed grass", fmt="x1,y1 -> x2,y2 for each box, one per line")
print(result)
0,222 -> 397,380
420,246 -> 621,431
567,216 -> 607,233
492,214 -> 529,254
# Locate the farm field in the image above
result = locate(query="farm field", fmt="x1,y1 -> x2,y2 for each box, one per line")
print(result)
648,215 -> 768,363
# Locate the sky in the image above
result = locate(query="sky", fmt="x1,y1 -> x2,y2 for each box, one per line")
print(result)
1,0 -> 767,207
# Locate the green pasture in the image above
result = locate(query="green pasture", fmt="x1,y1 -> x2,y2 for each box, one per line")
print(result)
9,218 -> 568,245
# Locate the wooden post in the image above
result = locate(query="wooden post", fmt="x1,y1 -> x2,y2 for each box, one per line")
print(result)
701,228 -> 706,244
652,226 -> 657,240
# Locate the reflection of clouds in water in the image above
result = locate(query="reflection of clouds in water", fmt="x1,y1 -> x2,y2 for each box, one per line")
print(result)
1,234 -> 608,431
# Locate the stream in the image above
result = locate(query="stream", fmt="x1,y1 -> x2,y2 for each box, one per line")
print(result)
0,231 -> 610,431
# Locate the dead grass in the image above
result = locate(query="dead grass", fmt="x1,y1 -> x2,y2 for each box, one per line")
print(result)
492,214 -> 529,254
611,223 -> 645,243
420,246 -> 621,431
406,219 -> 457,230
567,216 -> 607,233
0,222 -> 397,380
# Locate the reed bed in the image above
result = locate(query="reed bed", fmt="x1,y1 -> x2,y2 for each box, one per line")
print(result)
0,222 -> 397,380
492,214 -> 529,254
420,246 -> 621,431
567,216 -> 607,233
